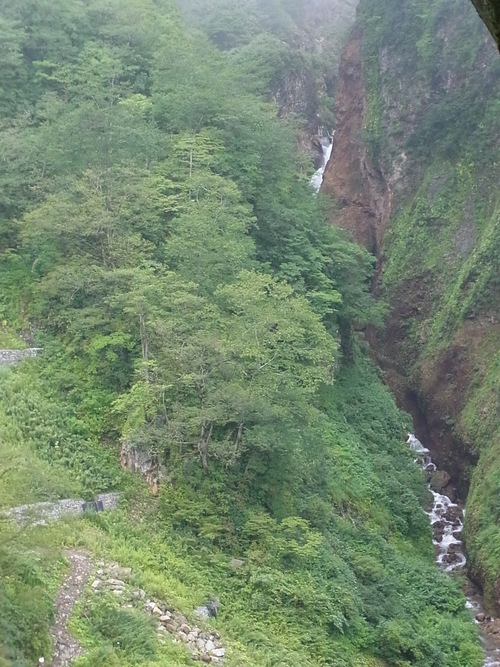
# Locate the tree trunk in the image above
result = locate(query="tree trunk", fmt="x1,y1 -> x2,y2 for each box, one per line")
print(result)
199,420 -> 213,471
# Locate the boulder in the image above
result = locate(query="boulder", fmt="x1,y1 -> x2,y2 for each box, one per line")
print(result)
430,470 -> 451,491
194,598 -> 220,619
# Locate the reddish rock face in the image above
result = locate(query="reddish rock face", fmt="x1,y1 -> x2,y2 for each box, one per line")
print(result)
321,27 -> 392,256
323,4 -> 498,503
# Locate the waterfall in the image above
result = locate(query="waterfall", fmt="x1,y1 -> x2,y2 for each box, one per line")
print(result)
407,433 -> 466,572
310,135 -> 334,192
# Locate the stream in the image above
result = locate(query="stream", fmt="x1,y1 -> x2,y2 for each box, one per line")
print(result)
407,434 -> 500,667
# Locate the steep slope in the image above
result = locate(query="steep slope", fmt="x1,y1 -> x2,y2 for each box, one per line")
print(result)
0,1 -> 484,666
321,27 -> 391,255
177,0 -> 358,130
325,0 -> 500,611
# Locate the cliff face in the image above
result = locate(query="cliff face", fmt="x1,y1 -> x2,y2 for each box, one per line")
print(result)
325,0 -> 500,609
321,28 -> 391,254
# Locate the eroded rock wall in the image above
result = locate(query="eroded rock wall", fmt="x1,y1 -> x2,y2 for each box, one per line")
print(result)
120,441 -> 161,495
321,27 -> 391,255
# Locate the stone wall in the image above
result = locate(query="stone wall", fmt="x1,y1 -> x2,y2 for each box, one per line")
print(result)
3,492 -> 121,526
0,348 -> 43,366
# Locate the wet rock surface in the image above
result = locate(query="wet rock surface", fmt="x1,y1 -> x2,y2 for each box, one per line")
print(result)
408,434 -> 500,666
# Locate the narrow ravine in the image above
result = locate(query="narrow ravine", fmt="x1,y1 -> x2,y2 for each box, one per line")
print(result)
408,434 -> 500,667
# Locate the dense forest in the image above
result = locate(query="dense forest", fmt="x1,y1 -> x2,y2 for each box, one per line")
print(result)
0,1 -> 485,666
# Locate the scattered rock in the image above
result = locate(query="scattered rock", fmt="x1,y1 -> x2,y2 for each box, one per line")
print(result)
229,558 -> 245,569
212,648 -> 225,657
195,606 -> 210,620
88,559 -> 226,663
108,578 -> 126,587
114,566 -> 132,577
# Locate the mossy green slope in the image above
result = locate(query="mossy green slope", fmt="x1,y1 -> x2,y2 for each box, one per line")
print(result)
0,353 -> 482,667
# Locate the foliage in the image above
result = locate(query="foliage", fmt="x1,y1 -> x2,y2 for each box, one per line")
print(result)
0,0 -> 484,665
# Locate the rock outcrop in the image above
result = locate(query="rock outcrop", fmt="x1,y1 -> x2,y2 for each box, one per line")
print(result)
89,560 -> 226,663
120,442 -> 161,495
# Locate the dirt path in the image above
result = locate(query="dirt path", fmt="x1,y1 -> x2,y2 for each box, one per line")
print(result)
50,550 -> 93,667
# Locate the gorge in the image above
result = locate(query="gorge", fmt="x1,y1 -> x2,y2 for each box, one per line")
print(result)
0,0 -> 498,666
322,0 -> 500,655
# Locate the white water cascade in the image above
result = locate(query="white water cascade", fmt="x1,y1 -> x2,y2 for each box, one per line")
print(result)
310,135 -> 334,192
407,433 -> 466,571
407,433 -> 500,666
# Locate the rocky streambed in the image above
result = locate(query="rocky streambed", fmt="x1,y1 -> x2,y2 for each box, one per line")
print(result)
408,434 -> 500,667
